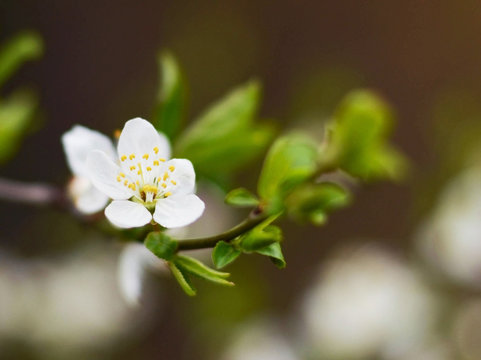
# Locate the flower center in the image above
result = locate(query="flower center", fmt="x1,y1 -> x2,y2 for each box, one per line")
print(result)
116,147 -> 177,205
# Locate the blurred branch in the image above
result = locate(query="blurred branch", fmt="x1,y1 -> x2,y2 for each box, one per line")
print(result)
0,177 -> 68,209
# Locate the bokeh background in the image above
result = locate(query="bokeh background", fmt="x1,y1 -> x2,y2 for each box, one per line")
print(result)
2,1 -> 481,359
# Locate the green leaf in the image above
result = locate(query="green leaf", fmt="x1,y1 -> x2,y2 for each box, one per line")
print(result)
174,255 -> 234,286
175,81 -> 275,182
326,90 -> 408,181
225,188 -> 259,207
144,231 -> 178,260
286,182 -> 351,225
0,32 -> 43,89
169,262 -> 196,296
240,225 -> 282,252
255,242 -> 286,269
212,241 -> 241,268
152,51 -> 186,140
257,133 -> 318,208
0,90 -> 38,164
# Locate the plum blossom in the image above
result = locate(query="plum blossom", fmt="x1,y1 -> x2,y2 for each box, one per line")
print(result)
86,117 -> 205,228
62,125 -> 116,214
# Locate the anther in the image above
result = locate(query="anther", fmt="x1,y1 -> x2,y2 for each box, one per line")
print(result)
163,172 -> 169,181
169,166 -> 175,172
164,192 -> 172,197
117,176 -> 121,182
121,155 -> 127,162
120,172 -> 126,177
153,160 -> 160,166
143,154 -> 149,160
161,183 -> 167,189
171,180 -> 177,185
129,154 -> 135,160
130,165 -> 136,171
146,166 -> 152,171
153,147 -> 159,154
159,158 -> 166,162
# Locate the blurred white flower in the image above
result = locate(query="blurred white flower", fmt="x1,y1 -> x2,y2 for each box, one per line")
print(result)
417,167 -> 481,287
301,245 -> 438,360
86,118 -> 204,228
118,242 -> 168,306
62,125 -> 116,214
0,244 -> 157,359
219,318 -> 298,360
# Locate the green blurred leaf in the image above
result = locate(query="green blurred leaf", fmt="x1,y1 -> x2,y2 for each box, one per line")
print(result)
175,81 -> 275,183
0,90 -> 38,164
212,241 -> 241,269
240,225 -> 282,252
169,262 -> 196,296
153,51 -> 186,140
0,31 -> 43,89
174,255 -> 234,286
144,231 -> 178,260
255,242 -> 286,269
257,133 -> 318,209
225,187 -> 259,207
327,90 -> 407,181
286,182 -> 350,225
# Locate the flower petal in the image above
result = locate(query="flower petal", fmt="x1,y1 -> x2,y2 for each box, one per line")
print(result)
117,243 -> 163,306
117,117 -> 171,164
71,179 -> 110,214
105,200 -> 152,228
87,150 -> 133,200
160,159 -> 196,196
62,125 -> 116,177
153,194 -> 205,228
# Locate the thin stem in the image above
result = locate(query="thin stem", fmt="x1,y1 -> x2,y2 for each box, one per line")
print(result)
177,209 -> 267,251
0,177 -> 68,209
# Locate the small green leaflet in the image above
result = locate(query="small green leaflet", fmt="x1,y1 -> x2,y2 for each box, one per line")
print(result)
144,231 -> 178,260
225,188 -> 259,207
212,241 -> 241,269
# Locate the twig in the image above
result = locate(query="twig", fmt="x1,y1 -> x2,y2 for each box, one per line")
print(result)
0,177 -> 68,209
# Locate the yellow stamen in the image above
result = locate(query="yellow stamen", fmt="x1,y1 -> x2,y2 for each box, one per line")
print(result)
164,192 -> 172,197
163,172 -> 169,181
130,165 -> 136,171
161,183 -> 167,189
124,180 -> 128,186
117,176 -> 121,182
142,184 -> 158,194
153,147 -> 159,154
121,155 -> 127,162
137,170 -> 142,175
153,160 -> 160,166
120,172 -> 126,178
159,158 -> 166,162
171,180 -> 177,185
169,166 -> 175,172
136,180 -> 140,185
143,154 -> 149,160
146,166 -> 152,171
129,154 -> 135,160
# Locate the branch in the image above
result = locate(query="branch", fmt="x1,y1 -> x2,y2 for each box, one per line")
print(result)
177,209 -> 267,251
0,177 -> 68,209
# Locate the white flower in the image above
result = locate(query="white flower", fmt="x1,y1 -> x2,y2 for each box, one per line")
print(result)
117,242 -> 167,306
62,125 -> 117,214
301,246 -> 438,360
86,117 -> 205,228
